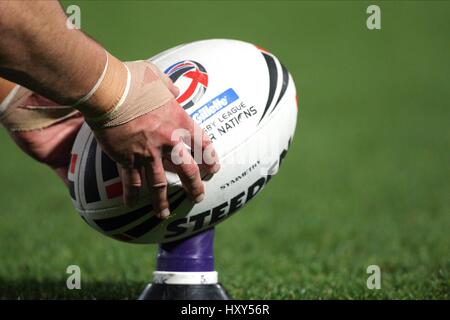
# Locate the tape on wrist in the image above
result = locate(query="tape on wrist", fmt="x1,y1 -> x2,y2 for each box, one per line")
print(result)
73,51 -> 110,108
77,52 -> 174,129
0,78 -> 19,114
0,105 -> 80,131
0,85 -> 80,131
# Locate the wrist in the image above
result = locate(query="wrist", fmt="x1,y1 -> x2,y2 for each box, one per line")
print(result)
78,59 -> 174,130
73,51 -> 129,119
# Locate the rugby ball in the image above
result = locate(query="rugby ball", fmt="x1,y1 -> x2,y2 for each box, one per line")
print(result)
68,39 -> 298,244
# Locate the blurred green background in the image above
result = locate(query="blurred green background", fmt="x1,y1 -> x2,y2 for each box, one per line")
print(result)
0,1 -> 448,299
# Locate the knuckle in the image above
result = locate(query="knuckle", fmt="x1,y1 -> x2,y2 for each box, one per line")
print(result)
184,165 -> 200,180
150,164 -> 165,177
149,180 -> 166,190
129,182 -> 141,188
121,154 -> 135,169
151,181 -> 167,189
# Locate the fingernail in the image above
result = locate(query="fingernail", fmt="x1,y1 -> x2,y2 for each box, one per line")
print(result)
157,208 -> 170,219
194,193 -> 205,203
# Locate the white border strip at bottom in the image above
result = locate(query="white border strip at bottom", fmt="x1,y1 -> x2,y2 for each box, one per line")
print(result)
153,271 -> 218,285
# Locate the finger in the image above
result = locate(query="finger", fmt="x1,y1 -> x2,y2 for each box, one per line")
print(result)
171,143 -> 205,203
122,167 -> 142,207
199,129 -> 220,174
145,152 -> 170,219
183,116 -> 220,175
162,157 -> 216,182
161,74 -> 180,97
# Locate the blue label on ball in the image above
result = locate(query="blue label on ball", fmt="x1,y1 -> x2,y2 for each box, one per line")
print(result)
190,88 -> 239,124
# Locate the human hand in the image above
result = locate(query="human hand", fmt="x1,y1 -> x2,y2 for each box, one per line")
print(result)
91,60 -> 220,219
1,87 -> 83,185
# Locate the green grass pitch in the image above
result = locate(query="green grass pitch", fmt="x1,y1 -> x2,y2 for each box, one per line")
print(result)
0,1 -> 448,299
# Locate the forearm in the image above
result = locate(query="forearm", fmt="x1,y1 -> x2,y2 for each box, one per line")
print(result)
0,0 -> 105,107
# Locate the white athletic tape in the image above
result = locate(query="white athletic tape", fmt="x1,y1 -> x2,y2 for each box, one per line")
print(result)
0,85 -> 20,114
83,60 -> 174,128
0,86 -> 79,131
73,50 -> 109,107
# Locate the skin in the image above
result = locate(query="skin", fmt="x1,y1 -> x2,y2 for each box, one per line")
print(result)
9,114 -> 84,186
0,1 -> 220,218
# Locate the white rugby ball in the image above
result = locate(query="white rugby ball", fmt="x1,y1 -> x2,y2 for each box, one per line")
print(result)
68,39 -> 298,244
